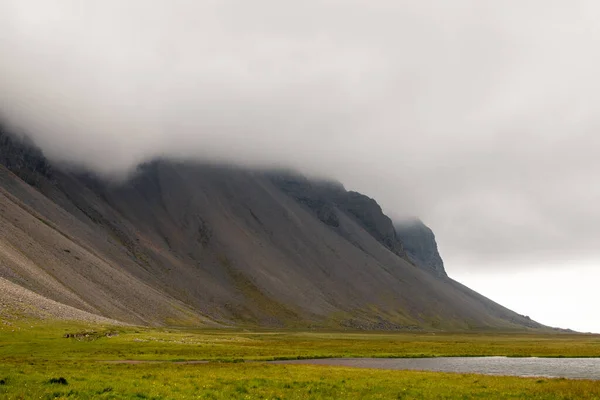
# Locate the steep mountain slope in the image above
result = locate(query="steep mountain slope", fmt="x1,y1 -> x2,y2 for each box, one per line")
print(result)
395,219 -> 446,277
0,128 -> 542,330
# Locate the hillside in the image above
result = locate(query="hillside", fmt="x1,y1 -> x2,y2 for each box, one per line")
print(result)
0,127 -> 542,330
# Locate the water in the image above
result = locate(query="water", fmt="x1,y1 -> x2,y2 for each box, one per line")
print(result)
272,357 -> 600,380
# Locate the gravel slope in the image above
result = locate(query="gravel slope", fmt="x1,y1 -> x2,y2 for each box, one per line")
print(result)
0,277 -> 123,325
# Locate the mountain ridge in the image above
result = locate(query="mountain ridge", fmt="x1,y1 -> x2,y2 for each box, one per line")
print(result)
0,126 -> 544,330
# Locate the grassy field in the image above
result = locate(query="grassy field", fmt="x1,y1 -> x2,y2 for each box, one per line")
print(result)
1,321 -> 600,399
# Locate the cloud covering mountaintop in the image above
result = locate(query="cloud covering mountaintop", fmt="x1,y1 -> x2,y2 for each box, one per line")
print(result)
1,1 -> 600,266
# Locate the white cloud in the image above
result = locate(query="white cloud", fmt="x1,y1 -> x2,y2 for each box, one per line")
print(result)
1,0 -> 600,267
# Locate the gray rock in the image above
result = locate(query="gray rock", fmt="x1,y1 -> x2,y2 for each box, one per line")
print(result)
270,172 -> 405,257
395,219 -> 446,277
0,126 -> 53,186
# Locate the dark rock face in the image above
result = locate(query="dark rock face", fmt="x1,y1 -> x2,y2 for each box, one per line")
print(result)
268,173 -> 343,228
395,219 -> 446,277
270,173 -> 406,258
335,191 -> 406,258
0,126 -> 52,186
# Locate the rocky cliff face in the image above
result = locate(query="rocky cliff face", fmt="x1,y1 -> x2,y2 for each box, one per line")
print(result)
270,173 -> 406,258
0,126 -> 53,186
395,219 -> 446,277
0,127 -> 543,330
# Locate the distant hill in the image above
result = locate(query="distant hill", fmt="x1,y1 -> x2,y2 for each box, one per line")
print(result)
0,126 -> 543,330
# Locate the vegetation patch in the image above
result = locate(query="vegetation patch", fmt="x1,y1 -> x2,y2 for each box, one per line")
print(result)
0,362 -> 599,399
63,330 -> 119,341
47,377 -> 68,385
0,322 -> 599,399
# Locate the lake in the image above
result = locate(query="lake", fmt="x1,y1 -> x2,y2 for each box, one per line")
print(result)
271,357 -> 600,380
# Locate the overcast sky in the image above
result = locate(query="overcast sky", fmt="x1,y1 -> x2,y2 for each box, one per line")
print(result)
1,1 -> 599,332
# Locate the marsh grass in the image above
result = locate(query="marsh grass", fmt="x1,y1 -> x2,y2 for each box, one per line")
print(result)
1,321 -> 599,399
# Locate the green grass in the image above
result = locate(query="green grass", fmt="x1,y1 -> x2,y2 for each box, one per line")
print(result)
1,321 -> 599,399
2,362 -> 600,400
3,322 -> 599,362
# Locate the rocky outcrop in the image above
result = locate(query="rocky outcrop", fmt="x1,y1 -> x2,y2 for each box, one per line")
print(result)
268,172 -> 344,228
270,173 -> 406,258
0,126 -> 52,186
395,219 -> 446,277
335,191 -> 406,258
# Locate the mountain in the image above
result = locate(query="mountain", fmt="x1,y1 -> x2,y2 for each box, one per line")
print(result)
0,126 -> 543,330
395,219 -> 446,278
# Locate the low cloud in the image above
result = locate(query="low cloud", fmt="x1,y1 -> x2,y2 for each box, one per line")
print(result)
1,0 -> 600,266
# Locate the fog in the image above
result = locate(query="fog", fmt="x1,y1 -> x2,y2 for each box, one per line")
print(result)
1,1 -> 600,330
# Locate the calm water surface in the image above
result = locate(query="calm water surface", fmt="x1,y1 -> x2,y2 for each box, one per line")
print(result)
272,357 -> 600,380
